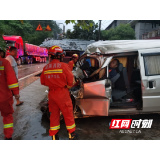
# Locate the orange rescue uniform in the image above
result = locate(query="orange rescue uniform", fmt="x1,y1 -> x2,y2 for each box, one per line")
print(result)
68,60 -> 75,71
0,57 -> 19,138
40,59 -> 75,136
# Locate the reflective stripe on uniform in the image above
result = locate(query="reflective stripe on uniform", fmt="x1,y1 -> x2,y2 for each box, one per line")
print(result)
4,123 -> 13,129
73,64 -> 75,67
66,123 -> 76,129
44,69 -> 63,74
8,83 -> 19,89
0,66 -> 4,70
50,125 -> 60,130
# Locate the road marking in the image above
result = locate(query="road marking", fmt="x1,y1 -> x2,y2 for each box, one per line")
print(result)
18,70 -> 42,81
18,64 -> 44,71
18,66 -> 42,71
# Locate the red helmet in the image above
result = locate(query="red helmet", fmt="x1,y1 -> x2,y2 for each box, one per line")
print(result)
48,45 -> 63,56
72,54 -> 79,59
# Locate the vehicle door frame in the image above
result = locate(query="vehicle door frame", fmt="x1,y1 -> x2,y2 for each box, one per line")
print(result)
138,48 -> 160,112
76,55 -> 113,116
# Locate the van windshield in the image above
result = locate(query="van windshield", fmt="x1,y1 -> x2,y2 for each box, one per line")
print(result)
79,57 -> 99,77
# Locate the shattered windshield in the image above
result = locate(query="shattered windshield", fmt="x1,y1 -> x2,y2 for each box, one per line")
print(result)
89,56 -> 113,78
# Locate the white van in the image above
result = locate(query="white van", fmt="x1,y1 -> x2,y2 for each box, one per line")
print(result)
70,40 -> 160,117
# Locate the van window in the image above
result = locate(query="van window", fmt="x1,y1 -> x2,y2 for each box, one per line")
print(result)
144,55 -> 160,76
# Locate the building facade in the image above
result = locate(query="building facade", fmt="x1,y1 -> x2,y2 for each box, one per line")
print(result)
106,20 -> 160,40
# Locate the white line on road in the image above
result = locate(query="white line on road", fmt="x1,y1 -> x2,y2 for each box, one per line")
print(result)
18,70 -> 42,81
18,64 -> 42,71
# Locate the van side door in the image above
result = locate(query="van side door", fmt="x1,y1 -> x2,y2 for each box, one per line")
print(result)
138,48 -> 160,112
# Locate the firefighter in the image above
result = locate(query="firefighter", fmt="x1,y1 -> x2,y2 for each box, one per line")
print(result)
68,54 -> 79,71
40,46 -> 77,140
0,49 -> 20,140
6,46 -> 24,106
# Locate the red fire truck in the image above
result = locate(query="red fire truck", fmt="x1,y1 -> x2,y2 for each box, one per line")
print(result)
3,35 -> 48,65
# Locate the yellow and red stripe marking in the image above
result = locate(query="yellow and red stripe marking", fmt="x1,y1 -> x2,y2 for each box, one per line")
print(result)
8,83 -> 19,89
50,125 -> 60,130
4,123 -> 13,129
66,123 -> 76,129
0,66 -> 4,70
44,69 -> 63,74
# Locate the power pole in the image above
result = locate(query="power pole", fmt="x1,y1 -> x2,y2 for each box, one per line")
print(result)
63,25 -> 65,34
98,20 -> 102,40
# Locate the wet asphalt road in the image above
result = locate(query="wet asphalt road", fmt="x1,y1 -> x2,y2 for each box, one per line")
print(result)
13,95 -> 160,140
18,63 -> 46,79
18,63 -> 47,90
1,62 -> 160,140
17,99 -> 160,140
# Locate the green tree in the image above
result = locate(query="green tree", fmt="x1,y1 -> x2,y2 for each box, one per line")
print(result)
0,20 -> 62,48
101,24 -> 135,40
0,20 -> 97,49
65,20 -> 95,31
66,20 -> 99,40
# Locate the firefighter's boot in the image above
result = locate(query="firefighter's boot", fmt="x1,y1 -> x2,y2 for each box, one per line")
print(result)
52,133 -> 59,140
68,132 -> 78,140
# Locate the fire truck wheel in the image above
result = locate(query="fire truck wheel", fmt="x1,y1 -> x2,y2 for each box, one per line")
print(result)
28,59 -> 31,64
21,57 -> 24,64
17,58 -> 21,66
25,57 -> 30,64
30,58 -> 33,64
